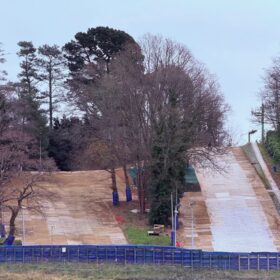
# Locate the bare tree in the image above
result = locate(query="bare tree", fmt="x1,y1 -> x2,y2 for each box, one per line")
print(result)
1,173 -> 53,238
0,125 -> 55,241
0,43 -> 7,83
259,57 -> 280,132
66,34 -> 229,216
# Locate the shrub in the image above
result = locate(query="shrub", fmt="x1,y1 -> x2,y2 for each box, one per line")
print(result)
266,131 -> 280,162
13,240 -> 22,246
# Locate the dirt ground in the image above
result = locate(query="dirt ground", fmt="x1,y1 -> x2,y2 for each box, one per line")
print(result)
179,192 -> 213,250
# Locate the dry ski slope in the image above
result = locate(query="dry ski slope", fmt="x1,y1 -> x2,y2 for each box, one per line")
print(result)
196,147 -> 280,252
16,170 -> 127,245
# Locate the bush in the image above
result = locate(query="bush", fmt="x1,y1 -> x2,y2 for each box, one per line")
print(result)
266,131 -> 280,162
0,238 -> 22,246
13,240 -> 22,246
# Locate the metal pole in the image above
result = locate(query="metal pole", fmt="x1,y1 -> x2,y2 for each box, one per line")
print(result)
174,209 -> 177,246
189,201 -> 194,249
39,137 -> 42,171
174,188 -> 178,246
171,193 -> 173,232
51,225 -> 55,244
1,205 -> 3,224
261,103 -> 265,142
21,208 -> 25,244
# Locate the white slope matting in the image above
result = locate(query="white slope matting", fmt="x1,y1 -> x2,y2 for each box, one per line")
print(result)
196,150 -> 277,252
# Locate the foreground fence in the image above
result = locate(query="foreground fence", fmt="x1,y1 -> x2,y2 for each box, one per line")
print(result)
0,245 -> 279,270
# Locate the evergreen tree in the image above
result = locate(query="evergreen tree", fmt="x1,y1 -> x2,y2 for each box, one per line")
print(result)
149,91 -> 187,225
16,41 -> 48,148
64,26 -> 136,75
37,44 -> 66,129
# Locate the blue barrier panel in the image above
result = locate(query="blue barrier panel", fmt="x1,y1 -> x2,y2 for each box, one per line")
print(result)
0,245 -> 279,270
126,186 -> 132,202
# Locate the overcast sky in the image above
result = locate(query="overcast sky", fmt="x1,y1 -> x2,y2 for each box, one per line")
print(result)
1,0 -> 280,144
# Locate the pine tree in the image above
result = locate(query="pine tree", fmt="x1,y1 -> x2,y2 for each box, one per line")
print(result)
37,44 -> 66,129
16,41 -> 48,148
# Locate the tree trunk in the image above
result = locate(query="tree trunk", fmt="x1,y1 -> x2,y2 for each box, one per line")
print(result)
8,208 -> 19,237
111,167 -> 118,192
49,68 -> 53,130
136,163 -> 146,214
123,165 -> 130,187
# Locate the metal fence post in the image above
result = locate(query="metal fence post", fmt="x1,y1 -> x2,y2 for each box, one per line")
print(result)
191,251 -> 193,270
267,254 -> 270,271
124,248 -> 127,265
238,255 -> 241,271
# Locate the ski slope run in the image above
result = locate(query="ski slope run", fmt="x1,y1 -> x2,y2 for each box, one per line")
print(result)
195,147 -> 278,252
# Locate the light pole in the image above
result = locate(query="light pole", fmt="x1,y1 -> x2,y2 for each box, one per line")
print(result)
21,206 -> 27,244
174,206 -> 179,246
51,225 -> 55,244
171,192 -> 174,246
248,129 -> 257,143
189,201 -> 195,249
39,132 -> 42,172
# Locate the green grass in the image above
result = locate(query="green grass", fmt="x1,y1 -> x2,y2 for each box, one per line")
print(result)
2,263 -> 280,279
125,227 -> 170,246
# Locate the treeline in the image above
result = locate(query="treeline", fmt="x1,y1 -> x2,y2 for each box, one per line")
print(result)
252,54 -> 280,163
0,27 -> 229,225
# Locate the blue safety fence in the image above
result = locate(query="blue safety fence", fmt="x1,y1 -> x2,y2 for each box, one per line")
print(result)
0,244 -> 280,270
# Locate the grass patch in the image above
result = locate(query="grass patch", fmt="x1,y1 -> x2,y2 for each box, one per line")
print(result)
125,227 -> 170,246
2,263 -> 280,279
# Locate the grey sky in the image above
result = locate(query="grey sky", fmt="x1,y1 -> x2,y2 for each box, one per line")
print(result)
1,0 -> 280,143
